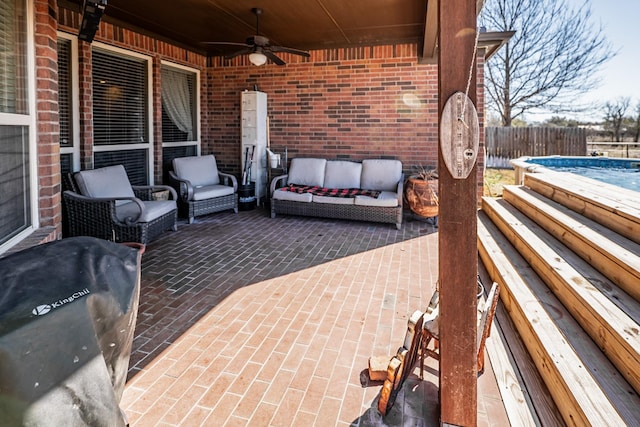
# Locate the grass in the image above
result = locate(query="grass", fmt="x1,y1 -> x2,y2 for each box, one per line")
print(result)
483,168 -> 515,197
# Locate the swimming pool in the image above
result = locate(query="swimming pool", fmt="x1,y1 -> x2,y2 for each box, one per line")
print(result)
511,156 -> 640,193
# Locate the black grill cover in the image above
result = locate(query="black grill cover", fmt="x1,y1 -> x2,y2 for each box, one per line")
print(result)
0,237 -> 143,426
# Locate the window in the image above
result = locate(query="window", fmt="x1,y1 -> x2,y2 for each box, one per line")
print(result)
161,65 -> 197,143
0,0 -> 33,248
0,0 -> 28,114
57,38 -> 72,148
57,33 -> 79,176
161,63 -> 199,182
92,47 -> 148,145
92,45 -> 152,184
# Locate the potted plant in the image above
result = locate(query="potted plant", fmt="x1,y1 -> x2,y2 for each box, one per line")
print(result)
404,166 -> 438,218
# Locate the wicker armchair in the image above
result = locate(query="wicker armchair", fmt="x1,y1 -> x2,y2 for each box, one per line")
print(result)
169,155 -> 238,223
63,165 -> 178,244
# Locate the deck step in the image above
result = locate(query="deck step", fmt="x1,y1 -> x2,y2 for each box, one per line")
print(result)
481,197 -> 640,395
524,171 -> 640,244
478,265 -> 565,427
502,185 -> 640,302
478,212 -> 640,425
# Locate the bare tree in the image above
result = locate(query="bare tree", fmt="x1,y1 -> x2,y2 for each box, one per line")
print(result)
634,101 -> 640,142
480,0 -> 614,126
603,97 -> 630,142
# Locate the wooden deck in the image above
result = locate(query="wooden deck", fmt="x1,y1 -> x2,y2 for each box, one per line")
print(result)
478,169 -> 640,426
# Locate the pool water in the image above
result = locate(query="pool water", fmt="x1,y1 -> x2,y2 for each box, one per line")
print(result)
523,157 -> 640,193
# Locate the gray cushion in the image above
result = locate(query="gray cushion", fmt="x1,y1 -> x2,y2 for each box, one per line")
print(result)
75,165 -> 135,203
192,184 -> 235,201
323,161 -> 362,189
287,158 -> 327,187
173,155 -> 220,187
360,159 -> 402,191
115,200 -> 176,223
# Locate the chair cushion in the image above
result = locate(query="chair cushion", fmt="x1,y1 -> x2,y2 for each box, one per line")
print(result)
115,200 -> 176,223
192,184 -> 235,201
287,158 -> 327,187
173,155 -> 220,187
354,191 -> 399,207
323,161 -> 362,189
272,189 -> 313,202
74,165 -> 135,204
360,159 -> 403,192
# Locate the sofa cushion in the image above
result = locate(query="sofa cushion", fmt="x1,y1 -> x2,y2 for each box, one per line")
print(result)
116,200 -> 176,223
192,184 -> 235,201
323,161 -> 362,189
354,191 -> 399,207
273,189 -> 313,203
312,195 -> 355,205
75,165 -> 135,204
287,158 -> 327,187
173,155 -> 220,187
361,159 -> 402,192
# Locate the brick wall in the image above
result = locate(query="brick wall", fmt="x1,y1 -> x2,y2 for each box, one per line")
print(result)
57,4 -> 208,184
207,45 -> 443,178
207,46 -> 485,196
34,0 -> 61,234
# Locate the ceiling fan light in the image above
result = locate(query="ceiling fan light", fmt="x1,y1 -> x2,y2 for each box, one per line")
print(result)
249,52 -> 267,66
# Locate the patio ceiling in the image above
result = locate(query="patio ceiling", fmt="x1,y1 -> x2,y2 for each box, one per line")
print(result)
62,0 -> 491,62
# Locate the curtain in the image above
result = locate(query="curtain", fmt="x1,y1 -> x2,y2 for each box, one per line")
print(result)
161,67 -> 193,140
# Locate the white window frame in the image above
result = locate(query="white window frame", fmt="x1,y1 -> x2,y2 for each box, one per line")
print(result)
0,0 -> 38,254
160,60 -> 201,155
57,32 -> 80,172
91,42 -> 154,183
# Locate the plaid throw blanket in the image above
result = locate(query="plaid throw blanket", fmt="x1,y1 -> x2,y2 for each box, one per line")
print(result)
282,184 -> 380,198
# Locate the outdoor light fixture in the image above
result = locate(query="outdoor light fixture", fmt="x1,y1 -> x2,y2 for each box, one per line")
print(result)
78,0 -> 107,43
249,51 -> 268,66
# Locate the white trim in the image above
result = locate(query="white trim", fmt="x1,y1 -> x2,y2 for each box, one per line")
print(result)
93,143 -> 152,152
26,0 -> 38,230
0,112 -> 32,125
57,32 -> 80,171
92,41 -> 153,62
160,60 -> 201,155
90,42 -> 155,183
0,0 -> 37,253
0,228 -> 35,256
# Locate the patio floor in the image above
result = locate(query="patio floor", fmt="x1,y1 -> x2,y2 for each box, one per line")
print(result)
120,207 -> 509,426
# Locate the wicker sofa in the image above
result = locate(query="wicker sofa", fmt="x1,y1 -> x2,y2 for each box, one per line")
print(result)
270,158 -> 404,229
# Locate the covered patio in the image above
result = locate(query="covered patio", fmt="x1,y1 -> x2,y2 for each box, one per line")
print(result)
119,209 -> 508,426
1,0 -> 513,425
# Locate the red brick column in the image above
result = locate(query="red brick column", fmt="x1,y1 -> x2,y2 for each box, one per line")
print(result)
152,54 -> 163,183
34,0 -> 61,232
78,40 -> 94,170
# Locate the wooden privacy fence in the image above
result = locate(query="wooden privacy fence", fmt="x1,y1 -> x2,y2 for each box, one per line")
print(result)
485,127 -> 587,167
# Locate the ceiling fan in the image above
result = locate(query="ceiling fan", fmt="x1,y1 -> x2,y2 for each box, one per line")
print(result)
204,7 -> 310,66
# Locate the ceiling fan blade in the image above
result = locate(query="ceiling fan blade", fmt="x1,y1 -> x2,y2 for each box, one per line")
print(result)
270,46 -> 310,57
263,50 -> 286,66
225,47 -> 253,60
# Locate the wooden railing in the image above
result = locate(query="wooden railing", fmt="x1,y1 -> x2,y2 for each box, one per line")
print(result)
485,127 -> 587,168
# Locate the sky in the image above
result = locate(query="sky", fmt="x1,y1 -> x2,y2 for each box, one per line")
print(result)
526,0 -> 640,123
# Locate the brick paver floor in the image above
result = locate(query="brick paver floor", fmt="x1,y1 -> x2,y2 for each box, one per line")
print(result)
120,207 -> 508,426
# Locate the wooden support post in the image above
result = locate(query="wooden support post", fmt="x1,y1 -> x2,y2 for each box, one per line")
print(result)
438,0 -> 479,425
